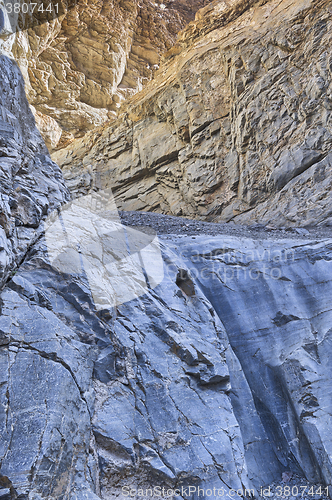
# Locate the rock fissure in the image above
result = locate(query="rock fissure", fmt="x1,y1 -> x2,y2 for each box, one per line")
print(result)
1,1 -> 332,498
10,340 -> 91,417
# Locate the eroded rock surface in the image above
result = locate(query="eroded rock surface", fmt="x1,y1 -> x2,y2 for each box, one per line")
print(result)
55,0 -> 332,227
1,217 -> 332,498
0,54 -> 68,289
173,234 -> 332,489
1,3 -> 332,500
2,0 -> 211,150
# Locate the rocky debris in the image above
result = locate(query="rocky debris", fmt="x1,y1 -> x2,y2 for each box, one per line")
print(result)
2,0 -> 212,151
118,210 -> 332,241
43,190 -> 165,310
54,0 -> 332,228
0,55 -> 69,290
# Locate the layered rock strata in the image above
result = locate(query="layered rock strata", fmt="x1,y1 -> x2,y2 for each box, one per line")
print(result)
1,53 -> 332,500
3,0 -> 211,150
55,0 -> 332,228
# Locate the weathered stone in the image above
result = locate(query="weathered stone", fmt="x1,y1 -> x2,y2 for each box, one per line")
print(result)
1,222 -> 332,498
0,55 -> 69,288
174,234 -> 332,489
1,2 -> 332,500
54,0 -> 332,227
1,0 -> 212,150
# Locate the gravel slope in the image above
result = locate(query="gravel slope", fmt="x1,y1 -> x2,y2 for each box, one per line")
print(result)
119,211 -> 332,241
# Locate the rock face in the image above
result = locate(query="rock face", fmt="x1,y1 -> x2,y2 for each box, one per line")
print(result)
2,3 -> 332,500
55,0 -> 332,228
0,54 -> 68,290
1,45 -> 332,500
1,202 -> 332,498
5,0 -> 211,151
176,234 -> 332,491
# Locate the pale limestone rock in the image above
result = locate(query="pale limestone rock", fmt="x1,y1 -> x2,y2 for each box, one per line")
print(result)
31,106 -> 63,150
1,32 -> 332,499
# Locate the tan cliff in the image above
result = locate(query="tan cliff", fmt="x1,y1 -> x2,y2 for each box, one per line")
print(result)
4,0 -> 211,151
53,0 -> 332,228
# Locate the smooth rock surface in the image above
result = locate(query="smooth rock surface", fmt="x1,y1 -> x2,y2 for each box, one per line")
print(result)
170,234 -> 332,490
1,3 -> 332,500
1,223 -> 332,498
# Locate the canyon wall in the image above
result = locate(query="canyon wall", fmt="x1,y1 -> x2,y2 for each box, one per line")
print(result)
0,54 -> 69,289
54,0 -> 332,228
1,1 -> 332,499
1,108 -> 332,497
1,0 -> 211,151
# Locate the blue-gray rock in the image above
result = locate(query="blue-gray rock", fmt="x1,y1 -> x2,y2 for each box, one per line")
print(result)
1,27 -> 332,500
0,54 -> 69,289
1,229 -> 332,499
